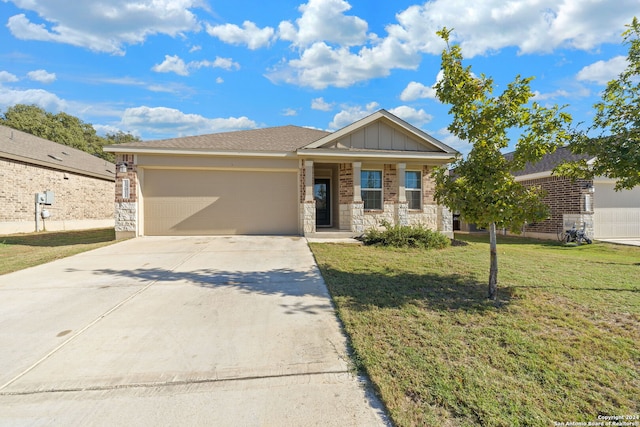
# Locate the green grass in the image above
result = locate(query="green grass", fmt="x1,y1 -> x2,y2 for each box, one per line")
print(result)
310,234 -> 640,427
0,228 -> 119,275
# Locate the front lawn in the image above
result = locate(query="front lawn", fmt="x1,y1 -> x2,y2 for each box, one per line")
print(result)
310,235 -> 640,427
0,228 -> 118,275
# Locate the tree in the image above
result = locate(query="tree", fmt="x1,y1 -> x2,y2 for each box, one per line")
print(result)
557,18 -> 640,191
0,104 -> 139,163
432,28 -> 572,300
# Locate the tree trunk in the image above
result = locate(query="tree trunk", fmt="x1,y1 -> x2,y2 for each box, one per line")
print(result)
488,222 -> 498,300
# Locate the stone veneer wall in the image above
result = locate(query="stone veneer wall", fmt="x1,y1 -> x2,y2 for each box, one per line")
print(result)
0,157 -> 114,234
304,161 -> 451,236
114,154 -> 138,238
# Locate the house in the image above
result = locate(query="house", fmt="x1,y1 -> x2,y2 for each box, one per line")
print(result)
0,125 -> 116,235
510,147 -> 640,240
103,110 -> 458,239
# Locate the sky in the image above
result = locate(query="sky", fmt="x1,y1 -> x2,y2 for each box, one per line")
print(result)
0,0 -> 637,155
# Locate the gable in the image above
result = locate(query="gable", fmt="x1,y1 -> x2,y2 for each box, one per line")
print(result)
322,121 -> 440,152
300,109 -> 457,156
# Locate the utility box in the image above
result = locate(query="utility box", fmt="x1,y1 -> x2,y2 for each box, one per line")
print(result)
35,191 -> 55,205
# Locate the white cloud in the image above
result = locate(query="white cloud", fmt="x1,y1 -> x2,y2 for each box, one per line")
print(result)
532,89 -> 571,101
0,86 -> 67,112
0,71 -> 19,83
93,123 -> 129,137
278,0 -> 368,47
120,106 -> 258,136
195,57 -> 240,71
212,0 -> 636,90
576,56 -> 628,85
400,70 -> 443,102
6,0 -> 202,55
282,108 -> 298,117
153,55 -> 240,76
216,77 -> 224,84
387,0 -> 639,57
435,128 -> 469,157
27,69 -> 57,84
388,106 -> 433,127
268,38 -> 419,89
311,97 -> 333,111
328,102 -> 379,130
189,45 -> 202,53
152,55 -> 189,76
206,21 -> 274,50
400,81 -> 433,102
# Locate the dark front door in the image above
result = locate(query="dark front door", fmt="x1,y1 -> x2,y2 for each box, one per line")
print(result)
314,178 -> 331,227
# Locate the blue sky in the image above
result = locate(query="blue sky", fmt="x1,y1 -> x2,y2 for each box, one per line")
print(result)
0,0 -> 636,155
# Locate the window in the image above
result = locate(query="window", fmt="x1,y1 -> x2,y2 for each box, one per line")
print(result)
122,178 -> 130,199
405,171 -> 421,210
361,170 -> 382,210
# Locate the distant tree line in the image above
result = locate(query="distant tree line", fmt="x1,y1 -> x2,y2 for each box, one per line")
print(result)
0,104 -> 140,163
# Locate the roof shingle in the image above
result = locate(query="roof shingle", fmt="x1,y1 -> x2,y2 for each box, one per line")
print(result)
0,125 -> 115,180
506,146 -> 593,176
109,125 -> 331,152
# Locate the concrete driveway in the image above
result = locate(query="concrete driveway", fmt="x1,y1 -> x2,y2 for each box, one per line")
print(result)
0,236 -> 388,426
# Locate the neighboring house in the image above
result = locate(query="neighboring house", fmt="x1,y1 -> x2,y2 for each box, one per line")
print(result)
508,147 -> 640,240
104,109 -> 458,239
0,125 -> 116,235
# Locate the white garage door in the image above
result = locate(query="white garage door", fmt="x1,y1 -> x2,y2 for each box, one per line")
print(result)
143,169 -> 299,236
593,183 -> 640,239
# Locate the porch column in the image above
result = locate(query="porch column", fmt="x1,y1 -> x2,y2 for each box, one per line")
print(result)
351,162 -> 364,233
352,162 -> 361,202
397,162 -> 409,225
305,160 -> 314,201
303,160 -> 316,234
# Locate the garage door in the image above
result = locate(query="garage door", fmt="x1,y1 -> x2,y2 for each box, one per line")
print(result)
593,183 -> 640,239
143,169 -> 298,235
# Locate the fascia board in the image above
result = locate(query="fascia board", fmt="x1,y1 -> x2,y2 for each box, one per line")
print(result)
296,148 -> 456,163
514,171 -> 553,181
103,147 -> 296,158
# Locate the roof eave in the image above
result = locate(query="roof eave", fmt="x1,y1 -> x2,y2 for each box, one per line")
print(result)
104,146 -> 297,158
1,152 -> 115,181
296,148 -> 456,164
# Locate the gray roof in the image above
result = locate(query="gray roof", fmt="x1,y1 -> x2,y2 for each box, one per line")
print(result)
507,146 -> 593,176
0,125 -> 116,180
106,125 -> 331,152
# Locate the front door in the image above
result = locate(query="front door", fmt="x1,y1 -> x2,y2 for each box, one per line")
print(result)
314,178 -> 331,227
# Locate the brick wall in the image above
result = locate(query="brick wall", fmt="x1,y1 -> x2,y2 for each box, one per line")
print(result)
519,176 -> 589,235
422,165 -> 435,205
383,164 -> 398,203
339,163 -> 353,204
0,157 -> 114,232
115,154 -> 137,203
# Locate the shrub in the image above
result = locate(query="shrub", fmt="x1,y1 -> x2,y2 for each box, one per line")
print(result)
360,220 -> 451,249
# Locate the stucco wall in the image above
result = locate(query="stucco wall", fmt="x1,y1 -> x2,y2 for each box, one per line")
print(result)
0,157 -> 115,234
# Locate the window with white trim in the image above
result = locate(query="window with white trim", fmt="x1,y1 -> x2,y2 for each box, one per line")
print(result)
122,178 -> 130,199
405,171 -> 422,210
361,170 -> 382,210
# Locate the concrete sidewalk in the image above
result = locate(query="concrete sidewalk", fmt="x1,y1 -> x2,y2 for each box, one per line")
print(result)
0,236 -> 388,426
